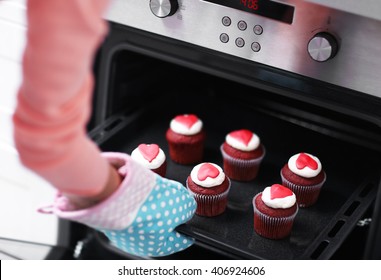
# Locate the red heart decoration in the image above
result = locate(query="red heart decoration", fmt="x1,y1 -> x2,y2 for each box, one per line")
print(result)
296,153 -> 318,170
270,184 -> 293,199
138,144 -> 160,163
174,114 -> 199,129
229,129 -> 253,146
197,163 -> 220,181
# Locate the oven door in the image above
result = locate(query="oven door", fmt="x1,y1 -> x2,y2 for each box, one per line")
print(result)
82,18 -> 381,260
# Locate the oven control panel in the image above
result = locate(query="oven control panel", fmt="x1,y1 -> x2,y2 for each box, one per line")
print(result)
105,0 -> 381,99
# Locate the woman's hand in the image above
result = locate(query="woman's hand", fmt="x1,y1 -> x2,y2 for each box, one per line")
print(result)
46,152 -> 197,257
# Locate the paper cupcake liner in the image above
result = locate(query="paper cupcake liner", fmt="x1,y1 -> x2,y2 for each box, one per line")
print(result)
252,193 -> 298,239
186,178 -> 231,217
280,171 -> 326,208
220,144 -> 265,181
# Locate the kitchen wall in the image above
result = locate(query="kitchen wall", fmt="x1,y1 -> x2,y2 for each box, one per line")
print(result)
0,0 -> 59,259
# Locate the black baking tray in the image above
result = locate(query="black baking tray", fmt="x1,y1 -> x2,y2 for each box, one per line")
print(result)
90,89 -> 380,260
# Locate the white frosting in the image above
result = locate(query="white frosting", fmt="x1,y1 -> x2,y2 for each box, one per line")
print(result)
170,116 -> 203,135
261,186 -> 296,209
131,147 -> 166,169
226,133 -> 260,151
288,153 -> 322,178
190,163 -> 225,188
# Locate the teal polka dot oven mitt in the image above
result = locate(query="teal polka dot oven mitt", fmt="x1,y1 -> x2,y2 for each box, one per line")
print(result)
41,152 -> 197,258
100,175 -> 196,257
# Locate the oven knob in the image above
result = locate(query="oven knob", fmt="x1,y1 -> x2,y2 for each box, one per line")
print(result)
149,0 -> 179,18
307,32 -> 338,62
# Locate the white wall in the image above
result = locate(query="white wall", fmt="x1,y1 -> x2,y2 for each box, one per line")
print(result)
0,0 -> 59,259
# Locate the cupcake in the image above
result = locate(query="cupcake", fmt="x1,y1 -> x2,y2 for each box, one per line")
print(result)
280,152 -> 326,207
253,184 -> 298,239
186,162 -> 231,217
131,143 -> 167,177
220,129 -> 265,181
166,114 -> 206,165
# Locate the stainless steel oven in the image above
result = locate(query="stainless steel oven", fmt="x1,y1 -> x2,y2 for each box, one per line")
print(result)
78,0 -> 381,260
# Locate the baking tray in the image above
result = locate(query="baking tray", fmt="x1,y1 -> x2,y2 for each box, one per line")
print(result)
92,93 -> 380,260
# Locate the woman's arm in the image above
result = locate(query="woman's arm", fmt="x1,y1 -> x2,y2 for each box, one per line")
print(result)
13,0 -> 119,201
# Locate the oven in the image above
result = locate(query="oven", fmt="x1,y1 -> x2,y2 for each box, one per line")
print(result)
74,0 -> 381,260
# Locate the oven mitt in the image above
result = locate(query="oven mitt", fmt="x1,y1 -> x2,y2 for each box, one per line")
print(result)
38,152 -> 197,257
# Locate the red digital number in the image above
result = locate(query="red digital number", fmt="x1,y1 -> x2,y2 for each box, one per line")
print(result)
248,0 -> 259,10
240,0 -> 259,11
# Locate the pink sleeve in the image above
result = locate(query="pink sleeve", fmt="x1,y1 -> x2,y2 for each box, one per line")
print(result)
13,0 -> 112,196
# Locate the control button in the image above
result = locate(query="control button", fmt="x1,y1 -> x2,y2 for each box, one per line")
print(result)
253,25 -> 263,35
220,33 -> 229,43
237,20 -> 247,31
307,32 -> 338,62
149,0 -> 178,18
251,42 -> 261,52
235,37 -> 245,48
222,16 -> 231,26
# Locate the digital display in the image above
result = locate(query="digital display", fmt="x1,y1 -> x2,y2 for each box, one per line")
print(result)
202,0 -> 294,24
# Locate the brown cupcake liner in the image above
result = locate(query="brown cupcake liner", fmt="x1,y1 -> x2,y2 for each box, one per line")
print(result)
280,171 -> 326,208
186,178 -> 231,217
220,144 -> 265,181
252,193 -> 298,239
